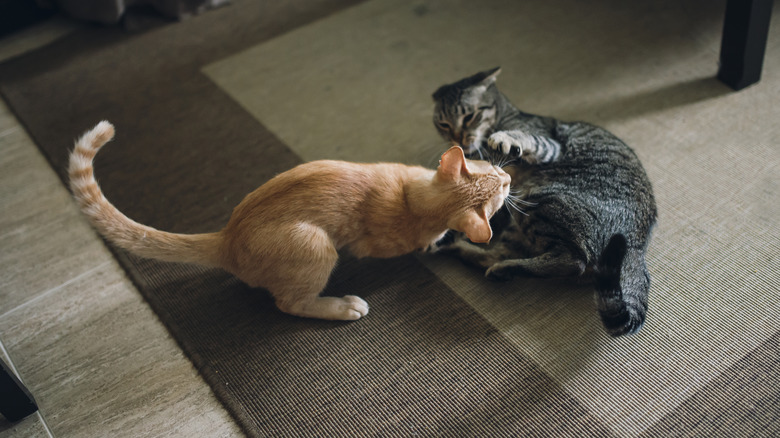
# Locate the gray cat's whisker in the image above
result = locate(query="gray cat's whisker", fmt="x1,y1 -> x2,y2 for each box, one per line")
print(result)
428,149 -> 444,167
498,156 -> 518,168
418,141 -> 449,167
485,149 -> 502,166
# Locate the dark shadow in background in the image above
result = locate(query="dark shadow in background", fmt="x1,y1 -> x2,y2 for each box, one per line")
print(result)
555,77 -> 734,124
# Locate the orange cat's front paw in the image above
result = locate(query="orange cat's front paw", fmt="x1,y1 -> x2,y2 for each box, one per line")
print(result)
340,295 -> 370,320
279,296 -> 369,321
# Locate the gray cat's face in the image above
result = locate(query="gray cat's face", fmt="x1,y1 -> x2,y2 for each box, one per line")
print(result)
432,67 -> 501,154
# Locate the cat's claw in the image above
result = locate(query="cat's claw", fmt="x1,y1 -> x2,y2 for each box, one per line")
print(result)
485,262 -> 515,281
488,132 -> 523,157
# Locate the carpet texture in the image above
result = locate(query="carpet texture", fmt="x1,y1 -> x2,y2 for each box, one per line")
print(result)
1,0 -> 778,436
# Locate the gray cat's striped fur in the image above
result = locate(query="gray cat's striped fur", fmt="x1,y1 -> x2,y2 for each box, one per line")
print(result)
430,67 -> 657,336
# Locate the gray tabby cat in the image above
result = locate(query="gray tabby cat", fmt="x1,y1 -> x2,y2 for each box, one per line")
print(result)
430,67 -> 657,336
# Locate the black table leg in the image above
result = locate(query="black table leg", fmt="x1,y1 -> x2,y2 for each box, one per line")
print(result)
0,358 -> 38,422
718,0 -> 774,90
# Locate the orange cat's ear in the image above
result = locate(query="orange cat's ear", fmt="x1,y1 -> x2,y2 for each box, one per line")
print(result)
455,209 -> 492,244
438,146 -> 470,179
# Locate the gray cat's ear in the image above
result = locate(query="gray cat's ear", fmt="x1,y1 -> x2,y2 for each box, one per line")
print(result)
480,67 -> 501,85
469,67 -> 501,95
438,146 -> 470,179
455,209 -> 492,244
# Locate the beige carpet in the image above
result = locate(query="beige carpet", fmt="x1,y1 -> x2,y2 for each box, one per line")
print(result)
204,0 -> 780,435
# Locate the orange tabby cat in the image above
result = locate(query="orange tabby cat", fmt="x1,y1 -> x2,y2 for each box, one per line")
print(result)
69,121 -> 510,320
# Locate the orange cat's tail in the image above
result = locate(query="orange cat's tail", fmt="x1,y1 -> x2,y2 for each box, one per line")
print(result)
68,121 -> 222,267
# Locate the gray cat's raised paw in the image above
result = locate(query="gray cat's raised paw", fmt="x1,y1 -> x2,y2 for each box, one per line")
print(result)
488,132 -> 524,157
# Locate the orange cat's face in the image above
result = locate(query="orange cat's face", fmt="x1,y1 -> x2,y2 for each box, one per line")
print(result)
436,147 -> 511,243
464,156 -> 512,217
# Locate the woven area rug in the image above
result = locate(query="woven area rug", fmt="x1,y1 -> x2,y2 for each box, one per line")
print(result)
1,0 -> 778,436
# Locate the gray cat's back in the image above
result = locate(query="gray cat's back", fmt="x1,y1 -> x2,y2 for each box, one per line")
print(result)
515,120 -> 656,256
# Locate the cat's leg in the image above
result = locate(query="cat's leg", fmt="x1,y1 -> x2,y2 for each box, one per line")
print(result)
249,223 -> 369,321
444,239 -> 504,269
485,247 -> 586,281
277,294 -> 370,321
428,233 -> 507,270
487,130 -> 562,164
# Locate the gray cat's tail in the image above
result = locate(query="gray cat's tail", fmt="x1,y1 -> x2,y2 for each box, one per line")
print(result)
595,234 -> 649,336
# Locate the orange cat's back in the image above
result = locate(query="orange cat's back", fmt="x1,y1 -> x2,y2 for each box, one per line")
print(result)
223,160 -> 430,250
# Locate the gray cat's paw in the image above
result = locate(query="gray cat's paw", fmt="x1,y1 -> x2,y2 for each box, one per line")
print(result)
425,230 -> 458,253
488,132 -> 523,157
485,261 -> 515,281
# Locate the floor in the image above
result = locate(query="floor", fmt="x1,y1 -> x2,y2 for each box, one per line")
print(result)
0,18 -> 242,438
1,2 -> 778,436
204,1 -> 779,434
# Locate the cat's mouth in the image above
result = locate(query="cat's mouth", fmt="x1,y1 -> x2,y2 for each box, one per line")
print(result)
460,145 -> 478,154
458,142 -> 481,155
449,135 -> 483,155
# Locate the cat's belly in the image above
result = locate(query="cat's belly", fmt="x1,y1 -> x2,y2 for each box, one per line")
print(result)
346,231 -> 444,259
347,240 -> 414,259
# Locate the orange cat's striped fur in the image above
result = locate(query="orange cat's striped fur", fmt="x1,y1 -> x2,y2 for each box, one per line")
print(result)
69,122 -> 510,320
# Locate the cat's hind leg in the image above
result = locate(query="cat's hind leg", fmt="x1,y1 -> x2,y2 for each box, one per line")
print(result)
246,222 -> 369,321
485,247 -> 586,281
